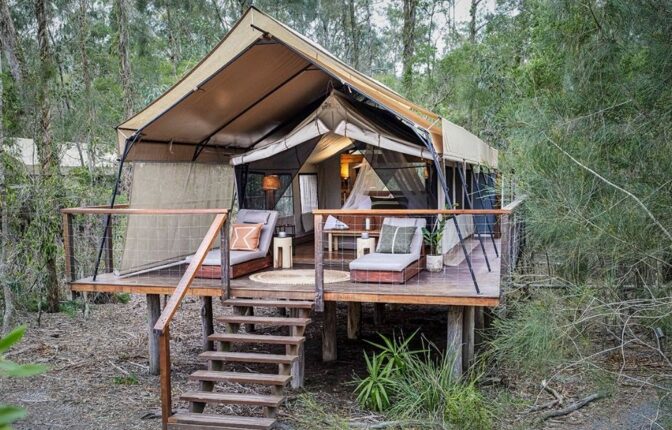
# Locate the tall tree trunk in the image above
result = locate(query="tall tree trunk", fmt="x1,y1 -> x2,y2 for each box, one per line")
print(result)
346,0 -> 360,69
0,0 -> 24,83
401,0 -> 419,93
78,0 -> 95,172
0,47 -> 14,334
35,0 -> 60,313
117,0 -> 133,120
469,0 -> 482,43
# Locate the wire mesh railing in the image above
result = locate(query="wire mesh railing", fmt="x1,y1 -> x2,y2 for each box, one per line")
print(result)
312,203 -> 525,311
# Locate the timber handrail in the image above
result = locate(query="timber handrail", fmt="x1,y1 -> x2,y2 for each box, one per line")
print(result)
62,206 -> 229,215
312,208 -> 515,216
153,212 -> 228,335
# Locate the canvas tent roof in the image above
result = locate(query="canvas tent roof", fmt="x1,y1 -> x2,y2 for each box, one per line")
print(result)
117,6 -> 497,168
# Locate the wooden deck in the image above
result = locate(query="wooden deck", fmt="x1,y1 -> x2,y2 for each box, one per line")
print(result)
71,238 -> 501,307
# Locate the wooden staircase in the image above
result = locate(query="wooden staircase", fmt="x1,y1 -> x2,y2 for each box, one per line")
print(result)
167,298 -> 314,430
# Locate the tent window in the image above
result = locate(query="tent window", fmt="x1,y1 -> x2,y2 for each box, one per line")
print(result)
243,172 -> 265,210
275,175 -> 294,217
299,174 -> 318,214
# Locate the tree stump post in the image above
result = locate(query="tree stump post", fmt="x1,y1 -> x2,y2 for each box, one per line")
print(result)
322,301 -> 337,362
347,302 -> 361,340
200,296 -> 214,351
462,306 -> 475,371
447,305 -> 464,378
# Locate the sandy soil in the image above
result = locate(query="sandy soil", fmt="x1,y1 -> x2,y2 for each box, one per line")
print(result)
1,296 -> 667,429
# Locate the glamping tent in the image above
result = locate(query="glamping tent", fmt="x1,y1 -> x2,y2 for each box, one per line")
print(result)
111,6 -> 498,279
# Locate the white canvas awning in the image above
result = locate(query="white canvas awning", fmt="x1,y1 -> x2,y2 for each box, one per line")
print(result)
231,92 -> 431,166
442,119 -> 498,168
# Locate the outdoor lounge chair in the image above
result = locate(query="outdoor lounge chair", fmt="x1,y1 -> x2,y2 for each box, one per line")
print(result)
190,209 -> 279,279
349,217 -> 427,283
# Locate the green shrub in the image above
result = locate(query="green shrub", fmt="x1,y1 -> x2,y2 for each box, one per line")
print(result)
0,326 -> 47,429
113,374 -> 139,385
114,293 -> 132,304
488,291 -> 573,375
354,333 -> 492,429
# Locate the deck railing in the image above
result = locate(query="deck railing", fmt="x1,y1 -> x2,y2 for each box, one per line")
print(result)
60,207 -> 229,430
312,202 -> 525,311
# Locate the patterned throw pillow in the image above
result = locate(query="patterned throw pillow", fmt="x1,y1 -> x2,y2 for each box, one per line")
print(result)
376,224 -> 416,254
230,223 -> 263,251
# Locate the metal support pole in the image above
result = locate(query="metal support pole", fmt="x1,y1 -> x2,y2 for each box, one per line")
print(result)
475,171 -> 499,257
92,134 -> 139,281
414,131 -> 481,294
457,162 -> 491,272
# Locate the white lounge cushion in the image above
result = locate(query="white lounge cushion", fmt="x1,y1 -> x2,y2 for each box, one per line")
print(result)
186,209 -> 278,267
349,252 -> 418,272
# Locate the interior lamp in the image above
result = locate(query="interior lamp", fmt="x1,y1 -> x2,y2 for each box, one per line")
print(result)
340,162 -> 350,180
262,174 -> 281,191
262,174 -> 281,209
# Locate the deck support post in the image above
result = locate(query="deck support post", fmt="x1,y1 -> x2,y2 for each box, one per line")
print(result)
290,307 -> 309,389
462,306 -> 475,371
147,294 -> 161,375
447,305 -> 464,378
373,303 -> 386,326
347,302 -> 361,340
474,307 -> 485,350
200,296 -> 214,351
322,301 -> 337,362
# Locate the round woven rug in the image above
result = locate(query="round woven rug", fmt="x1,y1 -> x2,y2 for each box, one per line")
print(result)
249,269 -> 350,285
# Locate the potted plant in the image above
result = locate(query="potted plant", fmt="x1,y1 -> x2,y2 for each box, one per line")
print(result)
422,216 -> 448,272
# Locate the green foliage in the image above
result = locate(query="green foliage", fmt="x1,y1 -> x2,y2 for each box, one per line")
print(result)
0,326 -> 47,429
114,293 -> 132,304
355,352 -> 395,411
422,216 -> 449,255
487,290 -> 577,376
355,332 -> 492,429
113,373 -> 139,385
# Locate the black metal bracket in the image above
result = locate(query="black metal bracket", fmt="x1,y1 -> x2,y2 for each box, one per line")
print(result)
474,170 -> 499,257
457,161 -> 492,272
412,131 -> 481,295
92,134 -> 140,281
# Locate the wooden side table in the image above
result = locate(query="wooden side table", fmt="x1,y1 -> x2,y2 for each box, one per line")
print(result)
356,237 -> 376,258
273,236 -> 293,269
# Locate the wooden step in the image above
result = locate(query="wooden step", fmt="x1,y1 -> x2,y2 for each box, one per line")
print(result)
189,370 -> 290,386
199,351 -> 298,365
168,413 -> 274,429
217,315 -> 311,327
223,299 -> 314,309
209,333 -> 305,345
180,391 -> 284,408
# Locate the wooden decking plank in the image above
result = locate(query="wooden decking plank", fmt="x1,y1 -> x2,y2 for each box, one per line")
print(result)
216,315 -> 311,326
199,351 -> 298,364
189,370 -> 290,386
180,391 -> 283,407
208,333 -> 305,345
222,299 -> 314,309
168,413 -> 274,429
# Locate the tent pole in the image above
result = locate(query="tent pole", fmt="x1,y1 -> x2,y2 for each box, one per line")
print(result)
457,161 -> 492,272
413,131 -> 481,295
92,134 -> 139,281
475,170 -> 499,257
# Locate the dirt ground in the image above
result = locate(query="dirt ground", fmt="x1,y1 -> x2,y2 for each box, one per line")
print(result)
1,295 -> 667,429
